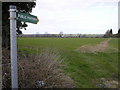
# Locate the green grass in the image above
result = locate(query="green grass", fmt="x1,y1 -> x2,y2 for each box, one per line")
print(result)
17,37 -> 118,88
109,38 -> 118,48
18,38 -> 107,50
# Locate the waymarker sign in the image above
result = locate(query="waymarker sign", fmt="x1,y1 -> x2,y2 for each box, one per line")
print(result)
17,12 -> 39,24
9,5 -> 39,89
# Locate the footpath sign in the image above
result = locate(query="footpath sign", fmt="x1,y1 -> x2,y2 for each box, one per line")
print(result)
17,12 -> 39,24
9,5 -> 39,89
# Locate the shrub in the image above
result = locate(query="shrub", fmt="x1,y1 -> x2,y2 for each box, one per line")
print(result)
2,48 -> 75,88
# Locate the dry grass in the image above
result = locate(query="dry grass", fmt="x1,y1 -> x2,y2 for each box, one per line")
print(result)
96,78 -> 118,88
2,48 -> 75,88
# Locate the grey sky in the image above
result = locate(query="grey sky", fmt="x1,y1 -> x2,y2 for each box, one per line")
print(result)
22,0 -> 119,34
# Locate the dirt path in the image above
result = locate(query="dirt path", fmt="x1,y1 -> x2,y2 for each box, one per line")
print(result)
77,38 -> 117,53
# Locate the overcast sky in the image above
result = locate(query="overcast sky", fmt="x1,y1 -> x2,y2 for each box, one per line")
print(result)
22,0 -> 119,34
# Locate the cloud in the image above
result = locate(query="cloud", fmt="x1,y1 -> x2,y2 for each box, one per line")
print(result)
23,0 -> 118,34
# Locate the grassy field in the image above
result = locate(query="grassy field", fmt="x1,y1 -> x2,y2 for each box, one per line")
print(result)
17,38 -> 119,88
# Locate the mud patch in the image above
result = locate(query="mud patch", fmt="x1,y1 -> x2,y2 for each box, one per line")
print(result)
77,38 -> 118,53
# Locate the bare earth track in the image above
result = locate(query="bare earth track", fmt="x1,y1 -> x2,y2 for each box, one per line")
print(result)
77,38 -> 118,53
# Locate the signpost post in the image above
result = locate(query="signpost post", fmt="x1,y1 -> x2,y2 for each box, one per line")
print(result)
9,5 -> 39,89
9,5 -> 18,89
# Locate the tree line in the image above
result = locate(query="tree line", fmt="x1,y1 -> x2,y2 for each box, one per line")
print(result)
103,29 -> 120,38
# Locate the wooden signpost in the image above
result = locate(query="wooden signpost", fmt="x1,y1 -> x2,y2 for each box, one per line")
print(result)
9,5 -> 39,89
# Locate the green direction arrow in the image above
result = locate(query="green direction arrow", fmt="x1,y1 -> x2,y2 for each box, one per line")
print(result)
16,12 -> 39,24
